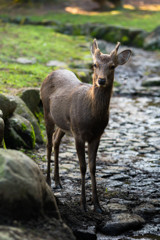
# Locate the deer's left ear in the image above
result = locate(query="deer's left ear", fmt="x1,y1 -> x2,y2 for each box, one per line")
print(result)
117,50 -> 132,65
91,39 -> 99,56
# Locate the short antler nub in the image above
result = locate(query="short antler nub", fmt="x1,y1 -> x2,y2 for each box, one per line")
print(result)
110,42 -> 121,57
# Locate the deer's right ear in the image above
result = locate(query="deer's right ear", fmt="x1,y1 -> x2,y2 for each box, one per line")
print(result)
91,39 -> 98,56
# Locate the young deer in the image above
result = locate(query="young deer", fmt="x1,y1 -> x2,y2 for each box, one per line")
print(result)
40,39 -> 131,213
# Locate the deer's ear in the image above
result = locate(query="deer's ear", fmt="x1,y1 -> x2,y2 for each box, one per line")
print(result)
117,50 -> 132,65
91,39 -> 98,56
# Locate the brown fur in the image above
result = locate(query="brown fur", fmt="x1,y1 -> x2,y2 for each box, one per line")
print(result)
40,39 -> 132,213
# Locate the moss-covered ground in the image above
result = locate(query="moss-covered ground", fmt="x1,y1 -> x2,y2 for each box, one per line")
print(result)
0,23 -> 90,93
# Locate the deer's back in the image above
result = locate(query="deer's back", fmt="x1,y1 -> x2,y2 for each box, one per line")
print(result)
41,69 -> 90,133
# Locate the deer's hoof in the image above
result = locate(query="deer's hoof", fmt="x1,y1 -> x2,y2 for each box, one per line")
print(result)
94,205 -> 103,214
54,182 -> 62,189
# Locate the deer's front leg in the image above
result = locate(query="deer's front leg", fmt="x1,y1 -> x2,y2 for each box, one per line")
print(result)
88,138 -> 103,213
75,139 -> 87,211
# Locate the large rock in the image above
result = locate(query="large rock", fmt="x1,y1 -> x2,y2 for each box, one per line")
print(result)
144,26 -> 160,50
18,88 -> 41,116
0,223 -> 75,240
0,149 -> 60,220
0,93 -> 17,120
8,96 -> 43,144
0,112 -> 4,146
4,114 -> 35,149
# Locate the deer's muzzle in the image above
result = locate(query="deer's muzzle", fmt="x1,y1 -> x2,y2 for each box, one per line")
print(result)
98,78 -> 106,86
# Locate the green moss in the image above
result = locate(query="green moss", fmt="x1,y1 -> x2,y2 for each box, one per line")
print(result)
30,125 -> 36,149
121,35 -> 129,43
114,81 -> 121,87
21,123 -> 27,131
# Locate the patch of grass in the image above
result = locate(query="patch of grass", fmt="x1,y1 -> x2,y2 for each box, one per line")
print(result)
0,23 -> 91,92
1,9 -> 160,32
39,10 -> 160,32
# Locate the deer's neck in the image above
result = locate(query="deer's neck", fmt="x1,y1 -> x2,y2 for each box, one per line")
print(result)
89,83 -> 113,119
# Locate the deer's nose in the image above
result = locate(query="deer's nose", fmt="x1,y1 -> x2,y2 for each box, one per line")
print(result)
98,78 -> 106,86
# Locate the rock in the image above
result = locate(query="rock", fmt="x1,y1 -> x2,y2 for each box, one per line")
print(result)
0,149 -> 60,220
144,26 -> 160,50
0,117 -> 4,146
132,31 -> 148,48
99,213 -> 145,235
46,60 -> 67,67
142,77 -> 160,87
0,223 -> 75,240
73,226 -> 96,240
0,93 -> 17,120
4,114 -> 35,149
18,88 -> 41,116
16,57 -> 36,64
76,69 -> 92,83
107,203 -> 127,212
0,109 -> 3,118
134,203 -> 157,218
8,96 -> 43,144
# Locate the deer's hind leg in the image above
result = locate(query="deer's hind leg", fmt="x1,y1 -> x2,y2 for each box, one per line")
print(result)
45,114 -> 55,186
53,128 -> 65,188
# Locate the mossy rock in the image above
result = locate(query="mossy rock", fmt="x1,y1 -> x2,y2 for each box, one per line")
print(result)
8,96 -> 43,144
132,31 -> 147,48
0,94 -> 17,120
18,88 -> 41,116
4,114 -> 35,149
0,118 -> 4,147
0,149 -> 60,220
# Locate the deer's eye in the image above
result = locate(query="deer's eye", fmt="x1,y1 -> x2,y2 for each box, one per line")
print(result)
110,64 -> 115,70
93,64 -> 97,68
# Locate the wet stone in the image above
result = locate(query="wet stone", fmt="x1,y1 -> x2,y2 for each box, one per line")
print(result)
99,213 -> 145,236
109,174 -> 130,182
134,203 -> 157,218
73,226 -> 97,240
107,203 -> 128,212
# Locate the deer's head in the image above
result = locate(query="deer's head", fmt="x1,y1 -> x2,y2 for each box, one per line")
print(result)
91,39 -> 132,87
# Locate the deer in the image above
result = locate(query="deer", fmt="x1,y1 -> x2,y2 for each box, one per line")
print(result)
40,39 -> 132,213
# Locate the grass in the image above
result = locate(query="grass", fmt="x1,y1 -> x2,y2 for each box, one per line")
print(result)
1,9 -> 160,32
32,10 -> 160,32
0,6 -> 160,93
0,23 -> 91,93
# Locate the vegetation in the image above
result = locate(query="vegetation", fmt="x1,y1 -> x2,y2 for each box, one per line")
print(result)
0,3 -> 160,93
1,7 -> 160,32
0,23 -> 90,93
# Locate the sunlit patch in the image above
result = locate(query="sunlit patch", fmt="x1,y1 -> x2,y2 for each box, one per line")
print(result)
124,4 -> 160,11
124,4 -> 135,10
65,6 -> 100,15
110,11 -> 120,15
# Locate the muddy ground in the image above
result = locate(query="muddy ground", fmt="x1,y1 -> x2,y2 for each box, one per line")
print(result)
30,44 -> 160,240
